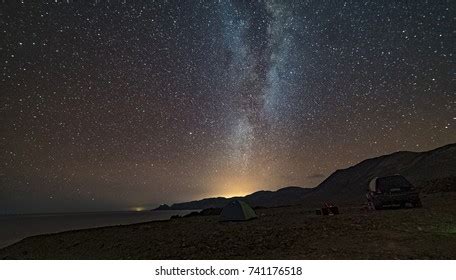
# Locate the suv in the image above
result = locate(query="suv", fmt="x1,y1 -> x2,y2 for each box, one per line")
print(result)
367,175 -> 422,210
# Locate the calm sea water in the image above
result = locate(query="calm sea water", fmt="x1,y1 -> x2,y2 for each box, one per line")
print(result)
0,210 -> 195,249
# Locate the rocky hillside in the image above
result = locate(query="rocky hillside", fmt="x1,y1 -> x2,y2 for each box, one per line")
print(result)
302,143 -> 456,206
155,143 -> 456,210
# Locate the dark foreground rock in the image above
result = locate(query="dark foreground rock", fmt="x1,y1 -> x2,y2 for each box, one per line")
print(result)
1,193 -> 455,260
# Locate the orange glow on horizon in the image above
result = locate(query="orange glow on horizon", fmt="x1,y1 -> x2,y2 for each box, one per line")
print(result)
208,176 -> 263,198
131,207 -> 146,212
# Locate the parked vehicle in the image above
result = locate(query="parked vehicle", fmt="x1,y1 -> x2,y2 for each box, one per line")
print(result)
367,175 -> 422,210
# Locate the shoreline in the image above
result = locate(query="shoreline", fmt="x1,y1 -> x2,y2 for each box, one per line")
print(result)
0,210 -> 195,250
1,193 -> 455,259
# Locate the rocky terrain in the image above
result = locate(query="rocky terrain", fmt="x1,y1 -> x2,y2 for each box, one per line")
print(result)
1,193 -> 455,259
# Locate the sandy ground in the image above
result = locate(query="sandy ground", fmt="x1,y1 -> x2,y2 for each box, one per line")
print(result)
1,193 -> 455,259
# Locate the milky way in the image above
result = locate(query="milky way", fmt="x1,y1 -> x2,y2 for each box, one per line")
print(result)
1,1 -> 454,213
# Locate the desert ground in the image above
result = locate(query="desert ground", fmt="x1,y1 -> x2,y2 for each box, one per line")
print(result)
1,193 -> 455,259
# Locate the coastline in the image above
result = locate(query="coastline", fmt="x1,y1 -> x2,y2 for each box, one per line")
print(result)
0,210 -> 195,250
1,193 -> 455,260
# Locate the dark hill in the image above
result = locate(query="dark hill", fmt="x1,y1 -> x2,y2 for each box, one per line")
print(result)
155,143 -> 456,210
155,186 -> 313,210
302,143 -> 456,206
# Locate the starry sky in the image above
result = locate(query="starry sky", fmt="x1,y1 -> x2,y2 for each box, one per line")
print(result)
1,1 -> 454,214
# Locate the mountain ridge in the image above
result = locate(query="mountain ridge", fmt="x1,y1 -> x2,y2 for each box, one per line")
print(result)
155,143 -> 456,210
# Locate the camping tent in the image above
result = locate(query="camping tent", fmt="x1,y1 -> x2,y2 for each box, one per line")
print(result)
219,200 -> 257,221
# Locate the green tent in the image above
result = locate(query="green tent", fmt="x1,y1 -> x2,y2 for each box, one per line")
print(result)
219,200 -> 257,222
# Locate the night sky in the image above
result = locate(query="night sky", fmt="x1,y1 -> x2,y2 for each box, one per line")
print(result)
1,1 -> 454,214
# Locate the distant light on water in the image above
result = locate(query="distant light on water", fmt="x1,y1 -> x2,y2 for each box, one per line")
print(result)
131,207 -> 146,212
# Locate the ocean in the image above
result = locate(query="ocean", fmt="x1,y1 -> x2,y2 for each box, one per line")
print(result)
0,210 -> 195,249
